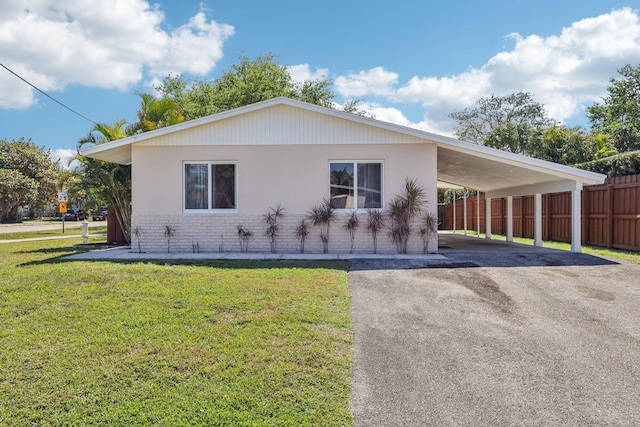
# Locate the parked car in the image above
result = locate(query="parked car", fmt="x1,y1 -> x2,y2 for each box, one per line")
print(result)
64,209 -> 87,221
92,208 -> 108,221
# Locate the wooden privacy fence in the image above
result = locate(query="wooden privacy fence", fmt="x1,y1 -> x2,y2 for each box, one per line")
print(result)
441,174 -> 640,252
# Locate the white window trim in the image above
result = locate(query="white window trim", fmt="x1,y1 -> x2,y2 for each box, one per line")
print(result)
183,161 -> 238,214
329,160 -> 384,212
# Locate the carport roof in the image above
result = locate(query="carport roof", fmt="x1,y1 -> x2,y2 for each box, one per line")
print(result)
81,97 -> 606,197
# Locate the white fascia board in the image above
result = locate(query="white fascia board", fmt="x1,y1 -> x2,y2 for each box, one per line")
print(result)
486,180 -> 582,199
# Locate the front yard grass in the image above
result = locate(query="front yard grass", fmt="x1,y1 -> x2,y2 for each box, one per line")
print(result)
0,226 -> 107,240
0,239 -> 353,426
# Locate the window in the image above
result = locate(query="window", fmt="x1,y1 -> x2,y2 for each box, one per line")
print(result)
330,161 -> 382,209
184,162 -> 236,211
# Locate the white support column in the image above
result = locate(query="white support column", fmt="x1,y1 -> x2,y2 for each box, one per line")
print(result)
476,192 -> 481,238
463,189 -> 468,235
571,188 -> 582,253
506,196 -> 514,242
452,191 -> 456,233
485,196 -> 492,239
534,193 -> 543,247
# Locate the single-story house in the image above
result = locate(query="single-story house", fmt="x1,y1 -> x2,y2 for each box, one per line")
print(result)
81,97 -> 606,254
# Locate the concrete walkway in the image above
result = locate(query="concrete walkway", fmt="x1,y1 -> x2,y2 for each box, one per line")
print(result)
63,246 -> 448,262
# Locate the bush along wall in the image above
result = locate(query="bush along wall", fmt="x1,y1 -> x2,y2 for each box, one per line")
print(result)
576,150 -> 640,177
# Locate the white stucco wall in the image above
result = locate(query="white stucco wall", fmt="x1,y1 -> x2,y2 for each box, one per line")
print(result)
131,142 -> 438,253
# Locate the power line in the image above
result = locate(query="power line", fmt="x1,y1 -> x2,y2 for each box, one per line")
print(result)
0,61 -> 97,125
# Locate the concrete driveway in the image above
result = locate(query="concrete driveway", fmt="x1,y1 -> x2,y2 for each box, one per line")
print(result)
349,236 -> 640,426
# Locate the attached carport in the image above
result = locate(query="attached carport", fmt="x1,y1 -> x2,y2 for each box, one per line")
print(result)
434,135 -> 606,252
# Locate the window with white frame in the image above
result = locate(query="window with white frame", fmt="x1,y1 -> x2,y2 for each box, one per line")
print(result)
184,162 -> 236,211
330,161 -> 382,209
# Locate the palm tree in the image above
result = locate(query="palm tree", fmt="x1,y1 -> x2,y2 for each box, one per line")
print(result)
132,93 -> 184,133
76,120 -> 133,243
76,95 -> 185,244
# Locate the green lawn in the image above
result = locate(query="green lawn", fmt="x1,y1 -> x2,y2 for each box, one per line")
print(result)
0,226 -> 107,240
0,238 -> 353,426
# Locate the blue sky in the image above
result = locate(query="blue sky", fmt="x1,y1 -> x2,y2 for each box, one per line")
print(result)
1,1 -> 639,167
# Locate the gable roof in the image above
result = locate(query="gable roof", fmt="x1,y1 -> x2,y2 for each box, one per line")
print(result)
81,96 -> 605,197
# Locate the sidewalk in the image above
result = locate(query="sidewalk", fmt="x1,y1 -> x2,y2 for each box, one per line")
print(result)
64,246 -> 447,262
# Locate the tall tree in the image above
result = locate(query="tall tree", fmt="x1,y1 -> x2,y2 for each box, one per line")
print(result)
588,64 -> 640,153
154,53 -> 335,121
449,92 -> 553,147
536,126 -> 616,165
483,122 -> 544,155
0,138 -> 60,222
77,120 -> 133,242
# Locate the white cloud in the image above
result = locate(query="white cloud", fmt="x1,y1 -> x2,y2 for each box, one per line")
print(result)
342,101 -> 452,136
335,8 -> 640,131
369,105 -> 449,135
335,66 -> 398,97
0,0 -> 234,109
288,64 -> 329,83
52,148 -> 81,171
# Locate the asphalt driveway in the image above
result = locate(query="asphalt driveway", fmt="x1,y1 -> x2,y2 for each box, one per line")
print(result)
349,242 -> 640,426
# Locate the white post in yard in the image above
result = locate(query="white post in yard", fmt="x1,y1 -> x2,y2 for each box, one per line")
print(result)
506,196 -> 514,242
485,196 -> 492,239
463,189 -> 468,235
571,188 -> 582,253
534,193 -> 543,247
82,219 -> 89,245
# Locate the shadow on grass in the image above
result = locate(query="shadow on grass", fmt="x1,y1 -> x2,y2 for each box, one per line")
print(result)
19,252 -> 350,271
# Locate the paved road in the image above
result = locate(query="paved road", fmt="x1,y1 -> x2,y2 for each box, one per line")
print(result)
349,251 -> 640,426
0,221 -> 105,234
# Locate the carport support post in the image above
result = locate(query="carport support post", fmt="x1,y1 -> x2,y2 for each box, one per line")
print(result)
506,196 -> 513,242
485,196 -> 492,239
452,190 -> 456,233
571,188 -> 582,253
534,193 -> 543,247
476,192 -> 480,238
463,189 -> 468,235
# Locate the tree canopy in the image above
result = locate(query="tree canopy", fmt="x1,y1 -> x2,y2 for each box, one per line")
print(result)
76,121 -> 134,242
154,53 -> 335,121
449,92 -> 553,146
0,138 -> 61,222
588,64 -> 640,153
448,91 -> 620,166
